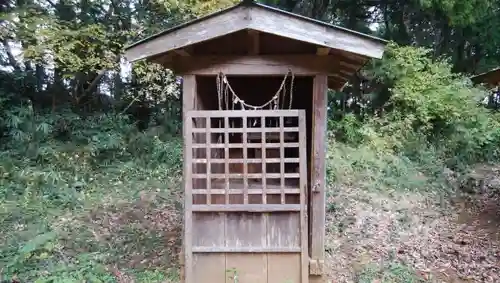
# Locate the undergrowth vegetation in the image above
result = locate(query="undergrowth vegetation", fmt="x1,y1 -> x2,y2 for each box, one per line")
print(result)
329,44 -> 500,187
0,106 -> 183,281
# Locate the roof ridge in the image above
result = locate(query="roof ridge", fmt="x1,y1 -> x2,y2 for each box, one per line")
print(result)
124,0 -> 387,60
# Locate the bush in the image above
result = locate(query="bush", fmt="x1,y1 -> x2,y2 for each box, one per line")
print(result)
330,43 -> 500,174
0,109 -> 183,282
327,142 -> 444,193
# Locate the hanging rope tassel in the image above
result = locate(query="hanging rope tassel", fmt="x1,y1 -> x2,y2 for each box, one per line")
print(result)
215,70 -> 294,111
215,69 -> 296,131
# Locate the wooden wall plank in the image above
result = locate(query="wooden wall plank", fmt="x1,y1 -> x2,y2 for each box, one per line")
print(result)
309,75 -> 328,275
226,254 -> 267,283
193,254 -> 226,283
188,109 -> 301,117
182,75 -> 196,283
226,213 -> 266,248
193,247 -> 301,253
174,55 -> 346,76
192,213 -> 225,248
248,30 -> 260,55
267,212 -> 300,248
298,110 -> 309,283
268,254 -> 301,283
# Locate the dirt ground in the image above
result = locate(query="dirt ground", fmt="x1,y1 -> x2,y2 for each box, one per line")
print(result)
324,185 -> 500,283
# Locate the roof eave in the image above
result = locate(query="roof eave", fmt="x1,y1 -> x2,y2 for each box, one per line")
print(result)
124,1 -> 388,61
124,2 -> 249,51
251,1 -> 388,46
471,67 -> 500,84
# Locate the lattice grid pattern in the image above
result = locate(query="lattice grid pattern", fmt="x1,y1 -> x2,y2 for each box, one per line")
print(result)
185,110 -> 307,212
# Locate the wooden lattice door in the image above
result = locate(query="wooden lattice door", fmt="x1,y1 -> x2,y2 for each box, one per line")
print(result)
183,110 -> 308,283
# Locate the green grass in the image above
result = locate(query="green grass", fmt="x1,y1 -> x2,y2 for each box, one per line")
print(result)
355,262 -> 427,283
0,136 -> 183,282
326,142 -> 451,194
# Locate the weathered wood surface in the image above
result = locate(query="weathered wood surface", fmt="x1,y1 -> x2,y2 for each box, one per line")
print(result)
188,109 -> 302,117
185,109 -> 308,283
247,7 -> 384,58
173,55 -> 357,76
125,7 -> 249,62
247,29 -> 260,55
191,204 -> 301,212
125,4 -> 386,62
298,110 -> 309,283
182,75 -> 196,283
309,75 -> 328,276
191,213 -> 303,280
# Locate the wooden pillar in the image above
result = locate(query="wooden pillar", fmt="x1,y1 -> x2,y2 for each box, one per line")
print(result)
182,74 -> 196,283
309,74 -> 328,279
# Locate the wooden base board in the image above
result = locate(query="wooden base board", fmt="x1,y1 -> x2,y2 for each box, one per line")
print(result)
309,275 -> 326,283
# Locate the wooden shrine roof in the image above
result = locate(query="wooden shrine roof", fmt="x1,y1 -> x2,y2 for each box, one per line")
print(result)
471,67 -> 500,87
124,0 -> 388,90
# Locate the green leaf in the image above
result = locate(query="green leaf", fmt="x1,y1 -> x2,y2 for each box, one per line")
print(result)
19,231 -> 57,255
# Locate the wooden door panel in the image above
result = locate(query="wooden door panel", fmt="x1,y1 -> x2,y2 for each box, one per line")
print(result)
193,254 -> 226,283
185,110 -> 308,283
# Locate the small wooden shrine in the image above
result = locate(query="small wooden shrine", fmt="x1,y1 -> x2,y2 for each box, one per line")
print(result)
471,68 -> 500,108
471,67 -> 500,87
125,1 -> 387,282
